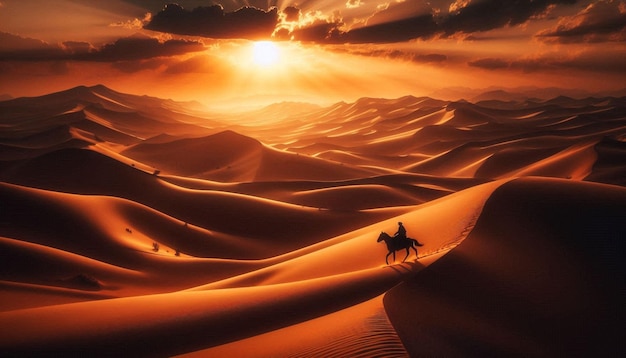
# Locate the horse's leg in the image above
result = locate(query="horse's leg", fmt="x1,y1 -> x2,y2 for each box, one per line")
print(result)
412,246 -> 418,260
385,251 -> 392,265
402,247 -> 410,262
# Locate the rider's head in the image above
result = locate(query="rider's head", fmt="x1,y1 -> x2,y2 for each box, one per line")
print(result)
398,222 -> 403,226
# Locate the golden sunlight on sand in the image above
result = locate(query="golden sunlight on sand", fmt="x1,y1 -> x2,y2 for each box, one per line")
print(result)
2,1 -> 626,356
0,85 -> 624,356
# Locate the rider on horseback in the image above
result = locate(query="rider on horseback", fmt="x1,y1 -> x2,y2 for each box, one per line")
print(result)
394,222 -> 408,242
377,222 -> 422,264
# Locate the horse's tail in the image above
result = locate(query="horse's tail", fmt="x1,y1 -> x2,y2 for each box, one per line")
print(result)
410,238 -> 423,247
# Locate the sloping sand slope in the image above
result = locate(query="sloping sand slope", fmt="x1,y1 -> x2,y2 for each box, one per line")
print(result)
385,177 -> 626,357
180,295 -> 406,358
0,268 -> 414,357
121,130 -> 380,181
0,178 -> 501,356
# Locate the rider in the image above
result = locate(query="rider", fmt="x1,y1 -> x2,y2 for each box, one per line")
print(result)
394,222 -> 407,241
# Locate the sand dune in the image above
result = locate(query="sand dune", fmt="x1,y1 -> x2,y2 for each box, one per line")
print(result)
1,151 -> 413,256
188,180 -> 500,291
1,85 -> 625,356
246,96 -> 626,185
162,172 -> 487,210
0,177 -> 500,356
0,85 -> 219,152
186,295 -> 407,358
385,177 -> 626,357
121,130 -> 380,181
0,267 -> 414,357
121,130 -> 266,180
586,136 -> 626,186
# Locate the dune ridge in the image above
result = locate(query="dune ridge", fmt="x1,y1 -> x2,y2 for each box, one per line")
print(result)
385,177 -> 626,357
0,265 -> 416,357
188,295 -> 406,358
1,85 -> 625,356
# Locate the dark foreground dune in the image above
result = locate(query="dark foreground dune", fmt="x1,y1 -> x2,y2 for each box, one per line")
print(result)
1,86 -> 625,356
386,178 -> 626,357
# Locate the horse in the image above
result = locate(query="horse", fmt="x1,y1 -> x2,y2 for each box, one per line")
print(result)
377,231 -> 423,265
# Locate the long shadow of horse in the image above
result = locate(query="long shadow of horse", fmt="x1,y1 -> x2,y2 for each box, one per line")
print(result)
377,231 -> 423,265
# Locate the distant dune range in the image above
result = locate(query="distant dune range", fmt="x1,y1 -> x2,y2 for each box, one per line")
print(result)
0,85 -> 624,356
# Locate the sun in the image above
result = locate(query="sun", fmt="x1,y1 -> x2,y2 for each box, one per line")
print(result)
251,41 -> 280,66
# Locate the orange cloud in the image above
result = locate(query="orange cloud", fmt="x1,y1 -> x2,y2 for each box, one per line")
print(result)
110,13 -> 152,30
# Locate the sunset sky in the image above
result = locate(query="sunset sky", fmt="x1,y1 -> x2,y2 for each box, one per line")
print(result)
1,0 -> 625,107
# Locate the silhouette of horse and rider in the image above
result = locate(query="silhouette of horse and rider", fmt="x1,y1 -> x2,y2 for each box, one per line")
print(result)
377,222 -> 423,265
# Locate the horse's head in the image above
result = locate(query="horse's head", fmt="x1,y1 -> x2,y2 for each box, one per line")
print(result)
377,231 -> 389,242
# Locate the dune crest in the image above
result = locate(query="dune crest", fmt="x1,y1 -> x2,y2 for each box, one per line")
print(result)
385,178 -> 626,356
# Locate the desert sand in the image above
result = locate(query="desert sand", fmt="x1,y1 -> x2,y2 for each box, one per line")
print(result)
0,85 -> 624,356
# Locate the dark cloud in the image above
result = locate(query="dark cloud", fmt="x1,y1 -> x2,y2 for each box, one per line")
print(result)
131,1 -> 582,44
282,6 -> 301,22
468,50 -> 626,73
469,56 -> 568,72
61,41 -> 94,55
122,0 -> 278,13
83,35 -> 205,61
341,14 -> 439,43
290,19 -> 344,43
0,32 -> 205,62
440,0 -> 577,36
537,0 -> 626,43
0,32 -> 65,60
144,4 -> 279,40
468,58 -> 510,70
284,13 -> 438,43
285,6 -> 438,43
331,46 -> 449,65
288,0 -> 578,43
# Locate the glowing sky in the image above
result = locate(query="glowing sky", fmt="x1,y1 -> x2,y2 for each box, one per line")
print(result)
1,0 -> 625,107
